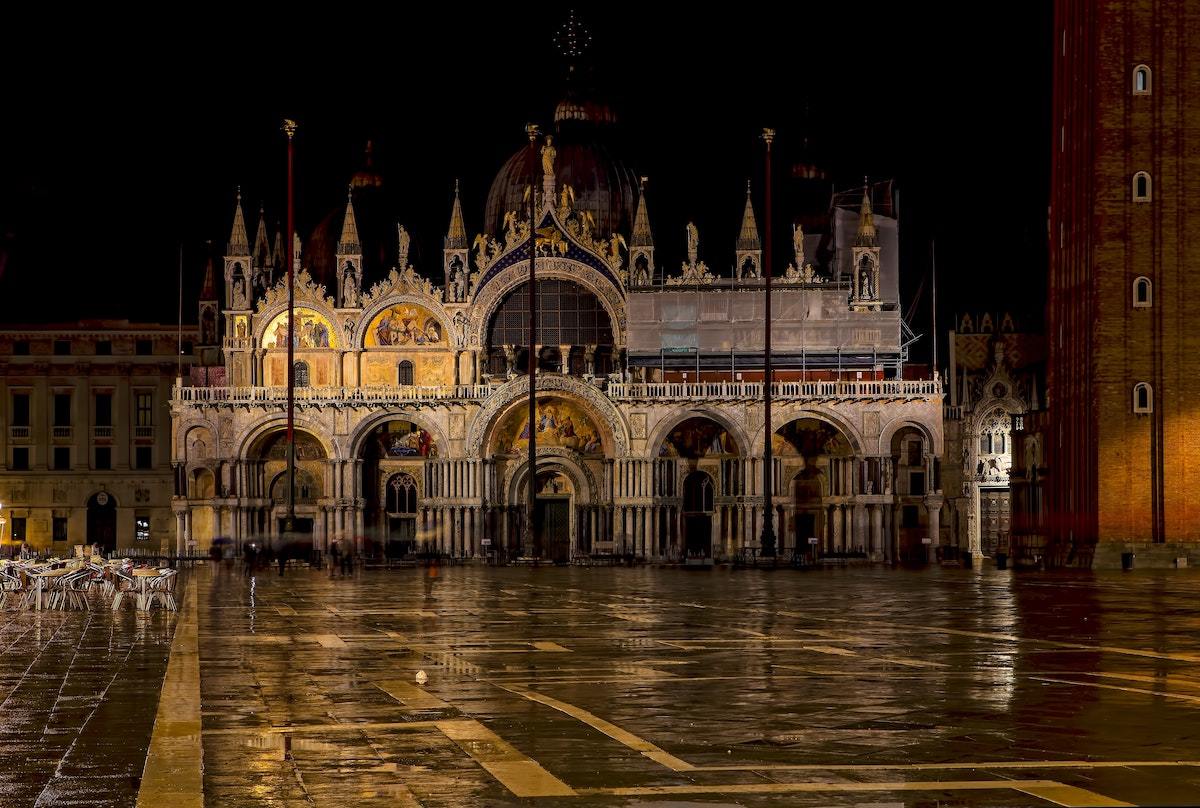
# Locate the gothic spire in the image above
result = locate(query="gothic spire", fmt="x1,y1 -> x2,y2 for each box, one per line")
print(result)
631,178 -> 653,247
227,189 -> 249,256
337,186 -> 361,254
253,203 -> 270,263
271,224 -> 284,269
445,179 -> 468,250
736,179 -> 761,251
854,178 -> 878,247
200,248 -> 216,301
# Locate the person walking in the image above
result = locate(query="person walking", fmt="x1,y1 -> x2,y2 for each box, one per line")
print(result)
330,540 -> 341,577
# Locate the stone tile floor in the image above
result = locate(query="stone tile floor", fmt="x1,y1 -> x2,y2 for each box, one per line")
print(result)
6,564 -> 1200,806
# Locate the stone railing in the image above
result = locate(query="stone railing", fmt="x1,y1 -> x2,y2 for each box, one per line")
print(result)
609,380 -> 942,401
174,378 -> 942,407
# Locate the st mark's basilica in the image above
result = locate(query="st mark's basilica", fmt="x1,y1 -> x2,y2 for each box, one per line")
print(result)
170,80 -> 943,564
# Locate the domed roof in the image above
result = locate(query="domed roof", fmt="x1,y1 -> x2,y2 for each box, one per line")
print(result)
484,108 -> 638,239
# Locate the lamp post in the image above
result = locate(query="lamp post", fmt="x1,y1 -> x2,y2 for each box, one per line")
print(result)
760,128 -> 777,558
524,123 -> 541,561
283,118 -> 297,536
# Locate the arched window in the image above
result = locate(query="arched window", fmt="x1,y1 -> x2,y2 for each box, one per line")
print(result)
1133,171 -> 1152,202
1133,65 -> 1151,95
293,361 -> 310,388
683,472 -> 714,513
387,473 -> 418,515
1133,382 -> 1153,414
397,360 -> 414,386
1133,276 -> 1152,308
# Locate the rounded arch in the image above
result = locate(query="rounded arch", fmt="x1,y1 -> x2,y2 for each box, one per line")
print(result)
1133,275 -> 1153,308
348,411 -> 449,460
503,448 -> 599,509
466,256 -> 627,349
749,406 -> 865,457
236,415 -> 336,462
467,374 -> 629,458
648,408 -> 751,459
357,294 -> 456,350
1132,171 -> 1152,202
1133,63 -> 1152,94
190,467 -> 216,499
254,302 -> 341,349
180,423 -> 214,466
878,416 -> 942,458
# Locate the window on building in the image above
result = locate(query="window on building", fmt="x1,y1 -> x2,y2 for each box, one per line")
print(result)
980,434 -> 992,454
1133,383 -> 1153,414
95,340 -> 112,356
11,393 -> 30,426
53,393 -> 71,426
135,513 -> 151,542
1133,276 -> 1152,308
12,341 -> 29,356
53,339 -> 71,356
53,517 -> 68,543
397,360 -> 415,386
135,446 -> 152,469
11,448 -> 29,471
11,517 -> 26,541
909,471 -> 927,496
95,447 -> 112,470
95,393 -> 112,426
53,447 -> 70,470
1133,65 -> 1151,94
293,361 -> 310,388
1133,171 -> 1152,202
135,392 -> 152,426
135,339 -> 153,355
901,505 -> 920,529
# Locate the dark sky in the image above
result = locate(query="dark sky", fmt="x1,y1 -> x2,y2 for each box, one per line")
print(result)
0,6 -> 1051,367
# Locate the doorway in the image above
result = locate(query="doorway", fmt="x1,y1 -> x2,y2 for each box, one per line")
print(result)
535,498 -> 570,563
87,492 -> 117,553
682,471 -> 714,558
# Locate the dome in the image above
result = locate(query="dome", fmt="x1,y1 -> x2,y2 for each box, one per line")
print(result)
484,108 -> 638,239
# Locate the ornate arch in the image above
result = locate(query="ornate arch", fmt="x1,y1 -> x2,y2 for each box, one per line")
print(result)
503,447 -> 600,508
646,407 -> 752,458
750,406 -> 866,457
234,414 -> 336,461
357,293 -> 459,350
466,257 -> 627,350
347,410 -> 450,459
466,375 -> 630,459
252,271 -> 341,348
878,416 -> 943,457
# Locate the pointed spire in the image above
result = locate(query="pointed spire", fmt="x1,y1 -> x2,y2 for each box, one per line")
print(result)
200,243 -> 216,301
736,179 -> 761,250
855,178 -> 878,247
271,224 -> 284,268
631,177 -> 653,247
337,186 -> 360,253
227,188 -> 249,256
253,203 -> 270,262
445,179 -> 468,250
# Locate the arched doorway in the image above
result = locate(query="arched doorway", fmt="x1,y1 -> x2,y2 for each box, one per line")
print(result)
87,491 -> 117,554
534,470 -> 572,564
773,418 -> 854,554
246,430 -> 327,555
359,419 -> 437,557
891,426 -> 931,562
682,471 -> 714,558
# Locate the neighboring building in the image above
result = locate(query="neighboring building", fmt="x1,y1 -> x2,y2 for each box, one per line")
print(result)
0,322 -> 196,554
172,85 -> 942,562
1043,0 -> 1200,566
941,313 -> 1045,562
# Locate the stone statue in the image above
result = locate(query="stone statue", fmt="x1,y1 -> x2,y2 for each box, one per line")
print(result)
397,224 -> 411,268
541,136 -> 556,178
607,233 -> 627,270
232,277 -> 247,308
793,223 -> 805,268
448,256 -> 465,301
342,265 -> 359,307
686,222 -> 699,266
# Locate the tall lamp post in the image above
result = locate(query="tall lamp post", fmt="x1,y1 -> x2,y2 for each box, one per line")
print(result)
283,119 -> 297,537
524,123 -> 541,560
760,128 -> 777,558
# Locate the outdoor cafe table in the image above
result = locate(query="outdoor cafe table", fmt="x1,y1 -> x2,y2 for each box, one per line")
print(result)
131,568 -> 161,612
27,567 -> 74,611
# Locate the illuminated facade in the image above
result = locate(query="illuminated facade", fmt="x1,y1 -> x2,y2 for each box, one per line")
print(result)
170,96 -> 942,562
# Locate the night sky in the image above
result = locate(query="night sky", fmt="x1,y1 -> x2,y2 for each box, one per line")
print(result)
0,7 -> 1051,368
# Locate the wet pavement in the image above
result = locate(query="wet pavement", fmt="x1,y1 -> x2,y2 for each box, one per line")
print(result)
6,565 -> 1200,806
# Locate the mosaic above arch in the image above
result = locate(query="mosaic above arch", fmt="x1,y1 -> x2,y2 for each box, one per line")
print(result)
492,396 -> 605,457
364,303 -> 446,347
262,307 -> 337,349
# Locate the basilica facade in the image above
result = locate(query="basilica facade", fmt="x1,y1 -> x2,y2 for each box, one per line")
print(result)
170,100 -> 943,563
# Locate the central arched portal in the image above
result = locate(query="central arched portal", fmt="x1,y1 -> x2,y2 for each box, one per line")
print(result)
359,419 -> 438,559
773,418 -> 855,554
247,429 -> 327,555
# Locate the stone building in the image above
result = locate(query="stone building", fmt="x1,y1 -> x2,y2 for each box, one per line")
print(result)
1041,0 -> 1200,566
0,322 -> 196,553
171,90 -> 942,562
940,313 -> 1045,562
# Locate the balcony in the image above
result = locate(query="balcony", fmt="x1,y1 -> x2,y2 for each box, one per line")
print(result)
134,425 -> 154,438
93,426 -> 113,439
174,378 -> 942,408
8,426 -> 30,440
52,425 -> 72,439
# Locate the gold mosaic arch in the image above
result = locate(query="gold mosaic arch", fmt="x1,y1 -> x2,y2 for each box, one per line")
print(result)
466,375 -> 629,459
260,307 -> 338,349
465,256 -> 627,350
362,301 -> 448,348
502,448 -> 601,508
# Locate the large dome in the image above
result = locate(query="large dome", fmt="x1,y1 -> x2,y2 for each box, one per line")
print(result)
484,99 -> 638,238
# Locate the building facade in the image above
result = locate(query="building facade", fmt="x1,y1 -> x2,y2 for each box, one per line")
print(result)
171,99 -> 942,562
1045,0 -> 1200,566
0,322 -> 195,554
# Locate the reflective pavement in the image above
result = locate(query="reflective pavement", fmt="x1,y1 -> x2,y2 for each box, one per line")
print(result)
8,564 -> 1200,806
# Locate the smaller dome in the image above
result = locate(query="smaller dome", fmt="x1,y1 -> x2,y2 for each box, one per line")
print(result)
554,93 -> 617,127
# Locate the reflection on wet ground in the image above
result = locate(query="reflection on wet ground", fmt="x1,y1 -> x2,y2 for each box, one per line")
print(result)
5,565 -> 1200,806
191,565 -> 1200,807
